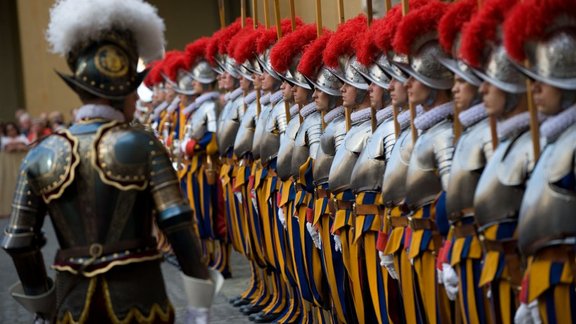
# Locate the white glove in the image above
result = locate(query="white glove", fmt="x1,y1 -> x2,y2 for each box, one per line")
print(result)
442,263 -> 459,301
278,208 -> 287,229
379,252 -> 399,280
307,223 -> 322,250
514,301 -> 542,324
184,306 -> 210,324
333,234 -> 342,252
234,192 -> 243,206
180,139 -> 190,153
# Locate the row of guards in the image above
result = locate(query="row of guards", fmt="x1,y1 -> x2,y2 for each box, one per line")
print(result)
143,0 -> 576,323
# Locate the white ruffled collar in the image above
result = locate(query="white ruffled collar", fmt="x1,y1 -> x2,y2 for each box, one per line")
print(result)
270,90 -> 284,106
459,103 -> 488,129
324,106 -> 345,124
300,102 -> 318,118
289,104 -> 300,118
540,104 -> 576,143
244,90 -> 259,105
376,106 -> 394,124
183,91 -> 220,115
152,101 -> 168,119
75,104 -> 125,122
414,101 -> 454,131
166,96 -> 181,113
351,107 -> 372,124
497,111 -> 544,141
225,87 -> 243,101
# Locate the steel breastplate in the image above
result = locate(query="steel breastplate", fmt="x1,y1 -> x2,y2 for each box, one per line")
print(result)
188,101 -> 217,140
405,120 -> 453,209
474,131 -> 534,228
261,100 -> 287,164
328,120 -> 372,193
351,118 -> 396,193
381,129 -> 413,206
446,119 -> 492,221
518,124 -> 576,255
313,116 -> 346,185
291,112 -> 322,178
277,116 -> 301,180
234,102 -> 257,158
217,97 -> 244,156
29,122 -> 156,248
252,103 -> 273,160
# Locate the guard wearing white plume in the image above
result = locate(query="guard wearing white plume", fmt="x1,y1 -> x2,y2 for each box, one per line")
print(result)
0,0 -> 222,323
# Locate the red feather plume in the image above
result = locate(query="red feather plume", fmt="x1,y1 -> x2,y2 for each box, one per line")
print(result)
438,0 -> 478,54
297,31 -> 333,78
323,15 -> 368,68
227,24 -> 260,61
256,17 -> 304,55
393,0 -> 450,55
357,17 -> 385,66
144,61 -> 161,87
270,24 -> 319,73
504,0 -> 576,62
231,27 -> 265,64
460,0 -> 517,67
184,37 -> 210,69
163,51 -> 187,82
373,0 -> 428,53
218,18 -> 254,55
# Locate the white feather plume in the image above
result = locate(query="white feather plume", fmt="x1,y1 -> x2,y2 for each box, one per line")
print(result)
46,0 -> 165,63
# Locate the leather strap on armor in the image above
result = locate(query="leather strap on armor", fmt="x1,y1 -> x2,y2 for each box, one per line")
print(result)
452,224 -> 477,239
353,204 -> 382,216
408,218 -> 437,231
482,238 -> 523,287
388,216 -> 409,228
55,238 -> 157,262
335,200 -> 353,211
315,188 -> 329,198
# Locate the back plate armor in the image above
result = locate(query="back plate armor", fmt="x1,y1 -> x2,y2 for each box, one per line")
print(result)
277,114 -> 301,181
328,119 -> 372,194
187,100 -> 218,140
405,119 -> 454,209
518,124 -> 576,255
234,101 -> 257,158
351,117 -> 396,193
313,115 -> 346,186
291,111 -> 322,178
261,100 -> 287,164
381,128 -> 414,206
217,95 -> 244,156
474,131 -> 535,228
446,118 -> 492,221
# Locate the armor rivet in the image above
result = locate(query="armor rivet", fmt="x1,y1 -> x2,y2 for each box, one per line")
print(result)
149,141 -> 154,145
107,171 -> 112,175
27,191 -> 31,195
113,253 -> 119,258
91,81 -> 95,86
110,86 -> 115,91
100,84 -> 104,89
28,201 -> 32,205
151,171 -> 155,176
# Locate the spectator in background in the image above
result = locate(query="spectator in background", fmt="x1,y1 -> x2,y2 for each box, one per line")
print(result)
27,118 -> 52,144
17,113 -> 31,137
49,111 -> 66,131
1,122 -> 29,152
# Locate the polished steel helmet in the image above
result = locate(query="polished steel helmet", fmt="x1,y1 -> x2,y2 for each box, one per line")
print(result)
514,31 -> 576,90
395,38 -> 454,90
332,55 -> 369,90
174,69 -> 195,95
355,54 -> 392,89
382,53 -> 410,83
256,50 -> 282,81
218,55 -> 240,79
473,44 -> 526,94
437,36 -> 482,86
305,66 -> 343,97
190,60 -> 217,84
